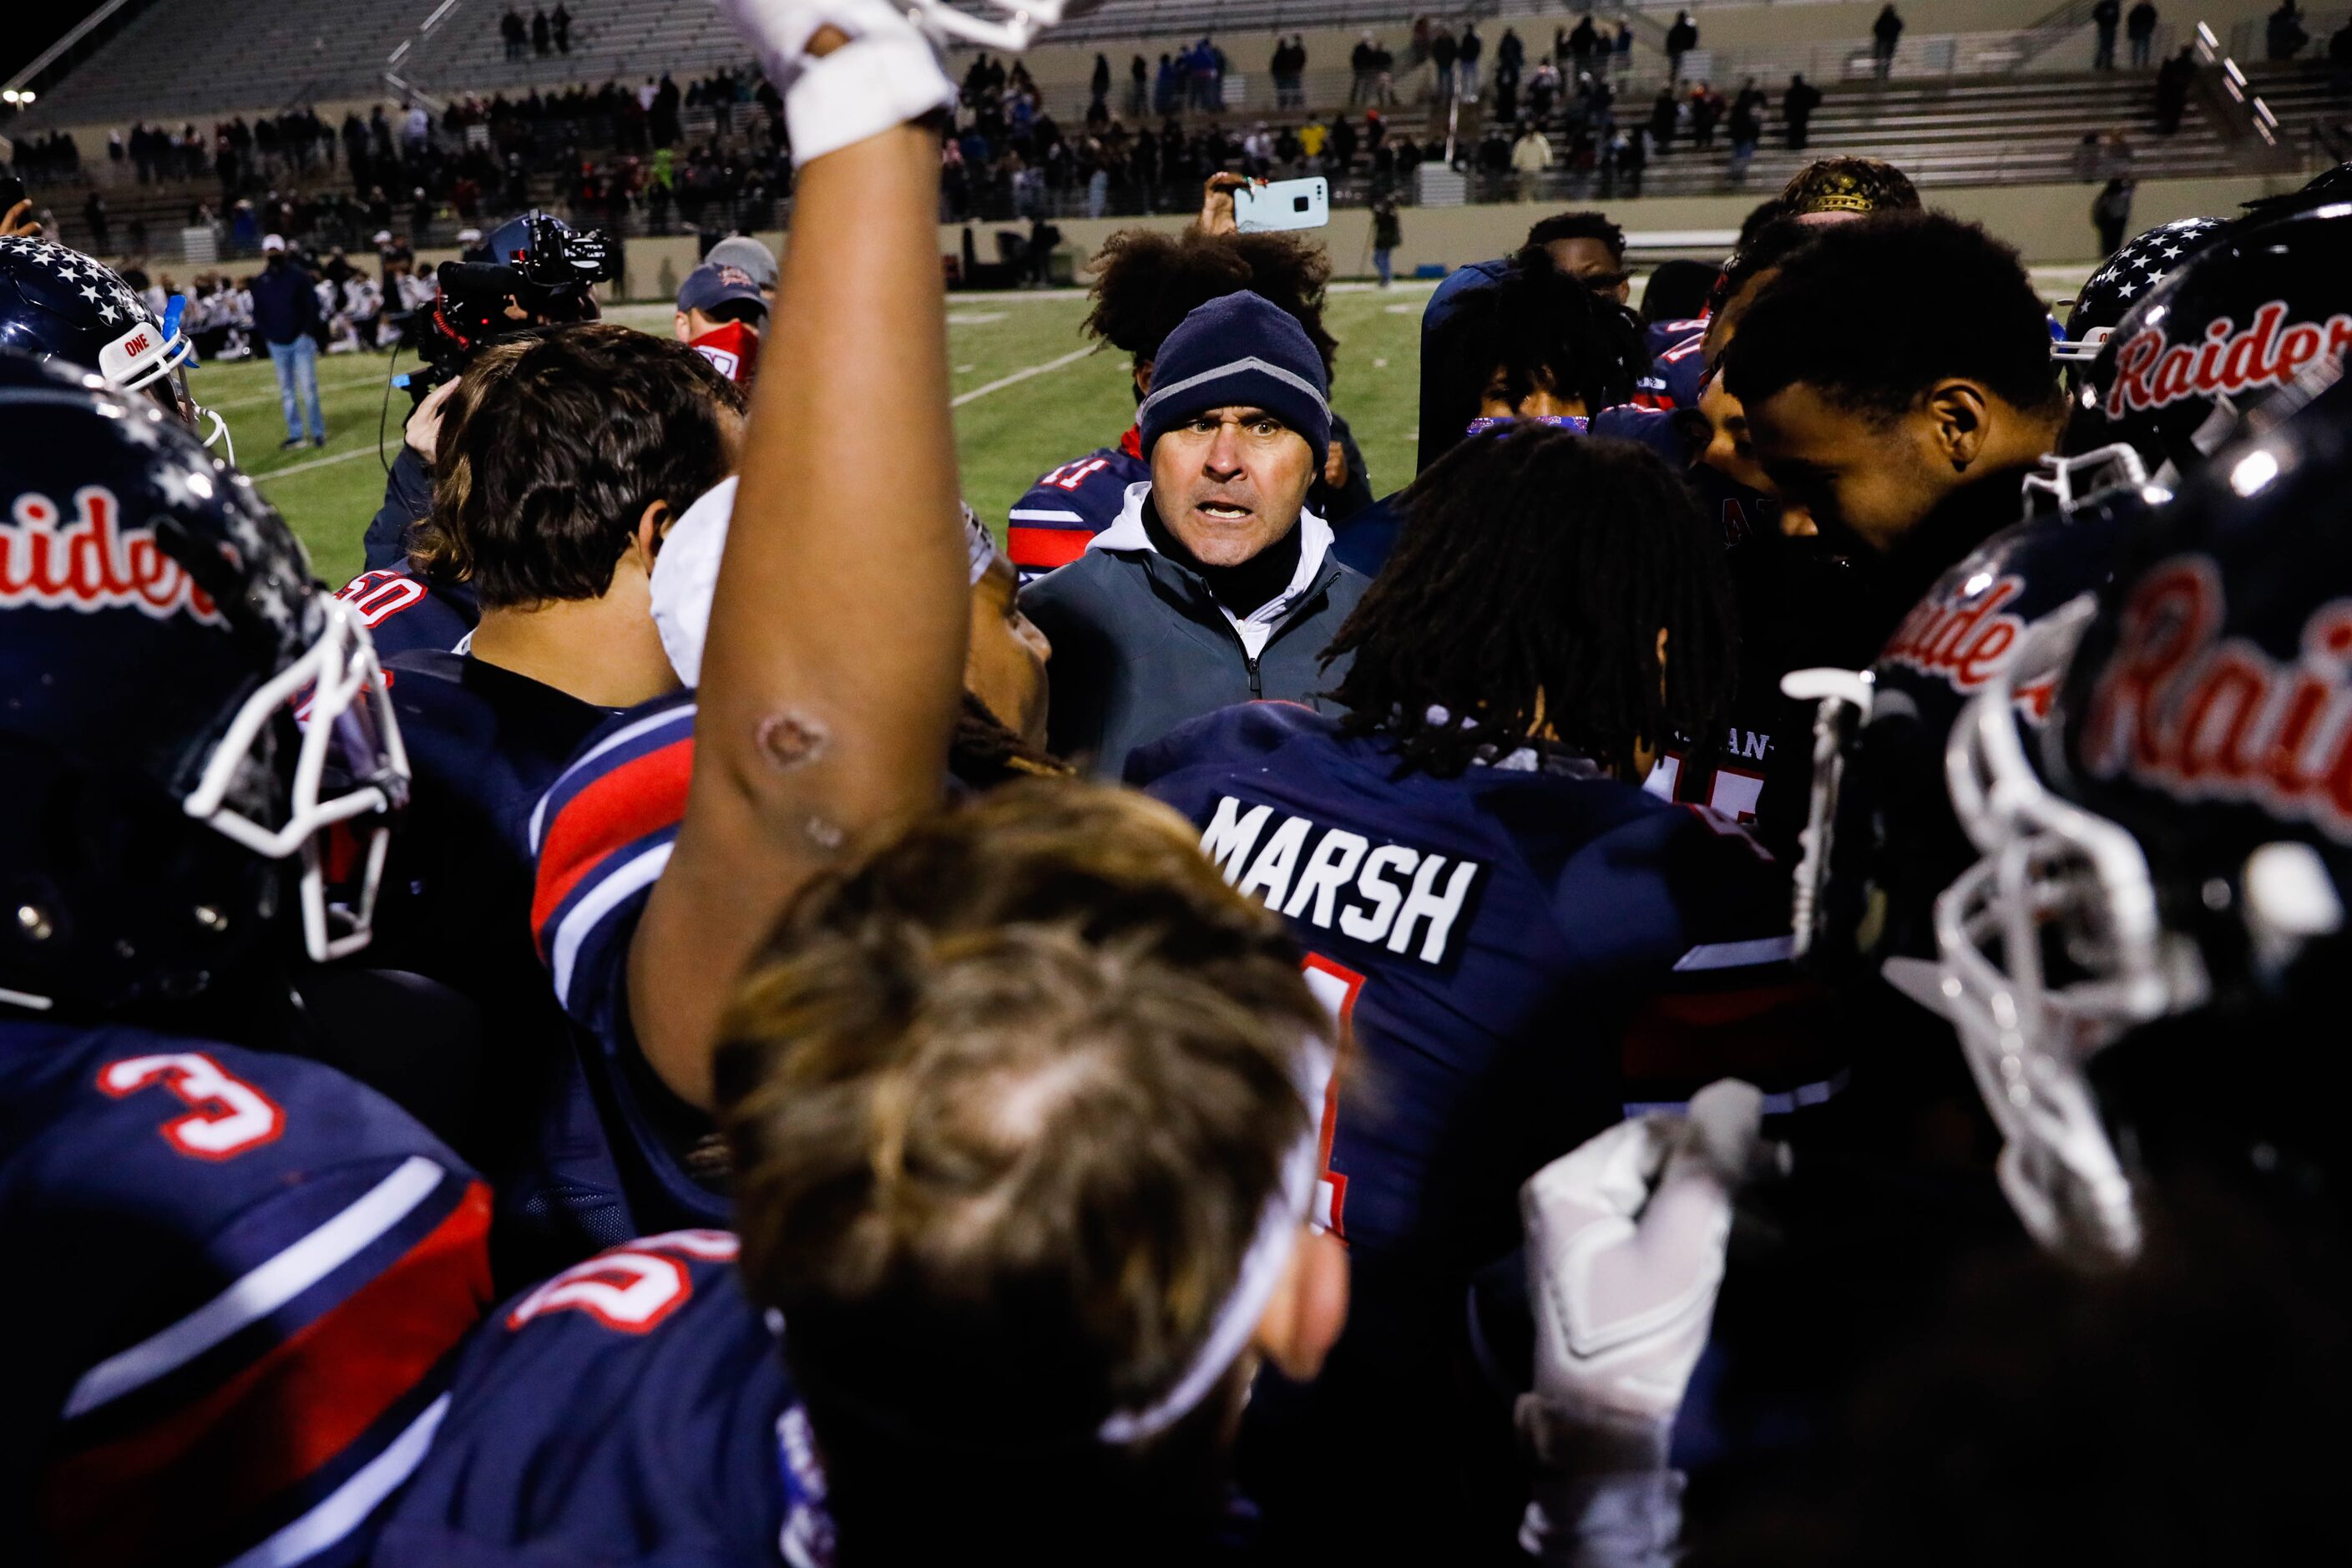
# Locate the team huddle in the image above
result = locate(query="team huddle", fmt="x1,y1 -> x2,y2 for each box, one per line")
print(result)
5,0 -> 2352,1562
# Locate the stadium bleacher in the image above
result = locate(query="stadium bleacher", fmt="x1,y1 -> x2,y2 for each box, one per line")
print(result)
3,0 -> 2345,264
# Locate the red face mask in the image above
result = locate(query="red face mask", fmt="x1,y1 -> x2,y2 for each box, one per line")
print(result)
687,320 -> 761,386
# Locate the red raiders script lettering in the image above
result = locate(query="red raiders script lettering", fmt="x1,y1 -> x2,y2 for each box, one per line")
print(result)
1883,574 -> 2030,692
2,485 -> 225,626
2105,301 -> 2352,419
2079,554 -> 2352,838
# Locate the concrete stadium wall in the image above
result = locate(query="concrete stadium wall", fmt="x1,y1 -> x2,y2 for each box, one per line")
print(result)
582,170 -> 2295,305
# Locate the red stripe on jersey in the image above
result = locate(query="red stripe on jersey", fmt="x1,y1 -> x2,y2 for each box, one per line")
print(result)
1008,524 -> 1093,573
1619,981 -> 1847,1100
529,737 -> 694,958
1119,424 -> 1144,460
42,1182 -> 493,1567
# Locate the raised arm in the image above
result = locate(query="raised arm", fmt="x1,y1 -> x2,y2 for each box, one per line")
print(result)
630,20 -> 968,1105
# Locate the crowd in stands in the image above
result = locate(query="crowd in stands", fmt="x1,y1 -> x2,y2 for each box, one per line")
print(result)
12,0 -> 2352,1564
17,1 -> 2352,261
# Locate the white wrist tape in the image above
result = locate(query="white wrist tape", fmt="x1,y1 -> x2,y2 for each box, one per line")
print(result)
783,30 -> 957,166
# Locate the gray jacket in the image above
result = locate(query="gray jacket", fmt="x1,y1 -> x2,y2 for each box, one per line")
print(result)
1024,481 -> 1371,778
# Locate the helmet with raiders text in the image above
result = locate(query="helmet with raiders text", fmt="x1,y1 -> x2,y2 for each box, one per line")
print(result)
0,233 -> 235,462
1937,365 -> 2352,1264
1788,446 -> 2161,986
0,352 -> 405,1019
2061,203 -> 2352,482
2050,216 -> 2230,369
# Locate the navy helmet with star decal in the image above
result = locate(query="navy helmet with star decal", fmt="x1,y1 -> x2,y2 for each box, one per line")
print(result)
2051,215 -> 2229,372
0,350 -> 407,1019
0,233 -> 235,462
2061,202 -> 2352,482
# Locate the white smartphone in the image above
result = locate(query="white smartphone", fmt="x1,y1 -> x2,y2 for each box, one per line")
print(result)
1233,177 -> 1330,233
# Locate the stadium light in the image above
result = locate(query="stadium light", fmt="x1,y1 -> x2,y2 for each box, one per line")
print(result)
1,90 -> 19,104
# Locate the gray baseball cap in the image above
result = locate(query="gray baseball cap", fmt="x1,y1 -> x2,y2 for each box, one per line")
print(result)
703,235 -> 777,290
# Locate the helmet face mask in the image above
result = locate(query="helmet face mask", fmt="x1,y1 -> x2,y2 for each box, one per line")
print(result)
1935,602 -> 2201,1263
1937,371 -> 2352,1265
183,593 -> 408,965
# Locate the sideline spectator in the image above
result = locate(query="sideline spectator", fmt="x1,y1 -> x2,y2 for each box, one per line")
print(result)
552,3 -> 570,50
1371,193 -> 1401,286
2128,1 -> 2160,68
1784,72 -> 1823,148
1511,122 -> 1554,200
1873,3 -> 1905,76
1022,291 -> 1368,777
2093,175 -> 2135,254
250,234 -> 325,448
1459,23 -> 1483,98
1432,25 -> 1459,104
2094,0 -> 2122,68
1730,76 -> 1768,178
2269,0 -> 2309,59
2156,43 -> 2196,130
501,7 -> 526,60
1667,9 -> 1699,80
532,7 -> 551,55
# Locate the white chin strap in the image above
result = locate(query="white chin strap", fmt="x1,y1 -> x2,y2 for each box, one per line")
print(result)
181,595 -> 410,964
196,402 -> 235,466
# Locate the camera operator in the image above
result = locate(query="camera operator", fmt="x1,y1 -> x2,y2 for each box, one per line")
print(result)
345,210 -> 616,659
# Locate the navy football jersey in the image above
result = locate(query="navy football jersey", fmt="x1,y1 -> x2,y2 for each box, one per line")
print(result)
1006,428 -> 1151,581
1633,327 -> 1709,411
1644,313 -> 1710,359
0,1018 -> 492,1567
371,1232 -> 807,1568
1131,703 -> 1839,1271
528,692 -> 729,1236
371,650 -> 638,1284
334,566 -> 479,662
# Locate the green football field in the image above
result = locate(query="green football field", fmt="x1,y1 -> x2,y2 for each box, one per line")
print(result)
199,261 -> 2095,590
196,286 -> 1440,591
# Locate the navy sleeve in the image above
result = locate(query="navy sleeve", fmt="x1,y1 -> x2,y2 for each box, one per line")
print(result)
365,443 -> 436,572
1551,805 -> 1845,1110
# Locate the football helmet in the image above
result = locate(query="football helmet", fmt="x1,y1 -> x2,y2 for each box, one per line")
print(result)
1936,365 -> 2352,1262
2061,203 -> 2352,483
1787,445 -> 2160,984
0,234 -> 233,462
0,352 -> 406,1019
2049,215 -> 2229,367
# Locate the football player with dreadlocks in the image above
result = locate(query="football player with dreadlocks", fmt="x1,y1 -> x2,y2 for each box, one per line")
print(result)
1135,424 -> 1843,1560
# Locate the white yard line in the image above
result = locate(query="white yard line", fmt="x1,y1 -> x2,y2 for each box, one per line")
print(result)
253,443 -> 387,481
202,369 -> 392,412
949,345 -> 1095,407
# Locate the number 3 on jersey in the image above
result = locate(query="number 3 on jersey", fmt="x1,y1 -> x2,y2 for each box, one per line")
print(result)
1301,954 -> 1363,1237
99,1051 -> 286,1159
